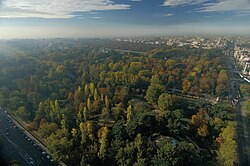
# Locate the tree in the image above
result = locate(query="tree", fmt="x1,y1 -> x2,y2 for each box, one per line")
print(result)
114,87 -> 129,104
10,160 -> 20,166
38,122 -> 58,138
152,143 -> 177,166
197,124 -> 209,137
80,122 -> 88,144
87,98 -> 91,111
112,120 -> 126,140
182,79 -> 191,93
158,93 -> 174,112
54,99 -> 61,122
152,141 -> 200,166
166,109 -> 185,134
94,89 -> 99,101
111,104 -> 125,121
79,122 -> 94,144
83,107 -> 88,121
46,128 -> 73,164
145,84 -> 165,104
115,141 -> 137,166
84,84 -> 89,94
60,114 -> 68,129
101,107 -> 110,120
150,75 -> 163,85
80,155 -> 88,166
126,105 -> 132,125
105,95 -> 109,108
216,121 -> 237,166
216,70 -> 228,96
134,133 -> 144,159
74,86 -> 83,107
71,128 -> 78,139
89,82 -> 95,96
35,102 -> 44,121
77,103 -> 84,124
191,109 -> 210,137
177,141 -> 201,165
98,126 -> 109,159
16,106 -> 30,121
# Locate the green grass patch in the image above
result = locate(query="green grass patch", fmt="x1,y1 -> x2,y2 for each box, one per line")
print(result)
243,100 -> 250,117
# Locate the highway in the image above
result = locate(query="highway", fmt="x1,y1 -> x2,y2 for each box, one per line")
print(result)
0,108 -> 56,166
225,46 -> 250,165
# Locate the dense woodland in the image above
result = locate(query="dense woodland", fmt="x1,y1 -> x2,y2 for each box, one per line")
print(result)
0,39 -> 237,165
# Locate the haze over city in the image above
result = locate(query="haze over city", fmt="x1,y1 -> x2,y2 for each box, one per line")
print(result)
0,0 -> 250,38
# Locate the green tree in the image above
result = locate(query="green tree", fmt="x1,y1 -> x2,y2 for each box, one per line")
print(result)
216,121 -> 237,166
47,128 -> 73,164
158,93 -> 174,111
152,143 -> 177,166
38,122 -> 58,138
84,84 -> 89,94
83,106 -> 88,121
16,106 -> 30,121
35,102 -> 44,121
98,126 -> 109,159
127,105 -> 132,125
60,114 -> 68,129
94,89 -> 99,101
134,133 -> 144,159
105,95 -> 109,108
87,98 -> 91,111
54,99 -> 61,122
80,122 -> 88,144
166,109 -> 185,134
89,82 -> 95,96
216,70 -> 228,96
145,84 -> 165,104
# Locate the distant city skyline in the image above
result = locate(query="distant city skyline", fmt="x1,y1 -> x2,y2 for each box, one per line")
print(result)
0,0 -> 250,38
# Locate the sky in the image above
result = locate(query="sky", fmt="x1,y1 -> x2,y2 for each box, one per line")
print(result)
0,0 -> 250,38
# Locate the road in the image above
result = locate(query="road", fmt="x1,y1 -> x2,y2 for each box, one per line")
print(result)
225,47 -> 250,165
0,108 -> 56,166
104,48 -> 145,54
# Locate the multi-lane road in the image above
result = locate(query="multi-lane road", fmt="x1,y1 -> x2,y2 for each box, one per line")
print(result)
225,46 -> 250,165
0,108 -> 56,166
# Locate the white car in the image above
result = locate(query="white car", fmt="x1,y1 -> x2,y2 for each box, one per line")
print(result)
46,155 -> 51,159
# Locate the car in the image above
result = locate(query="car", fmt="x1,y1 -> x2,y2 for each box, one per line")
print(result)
42,151 -> 46,155
46,155 -> 51,159
33,143 -> 38,148
6,132 -> 9,136
29,161 -> 35,165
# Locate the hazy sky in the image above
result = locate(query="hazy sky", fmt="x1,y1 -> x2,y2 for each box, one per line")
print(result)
0,0 -> 250,38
